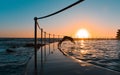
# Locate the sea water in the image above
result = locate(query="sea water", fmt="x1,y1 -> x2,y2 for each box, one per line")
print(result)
0,38 -> 120,74
61,40 -> 120,72
0,38 -> 35,75
0,38 -> 54,75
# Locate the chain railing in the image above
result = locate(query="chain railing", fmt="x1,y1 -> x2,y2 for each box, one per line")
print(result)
34,19 -> 64,75
33,0 -> 84,75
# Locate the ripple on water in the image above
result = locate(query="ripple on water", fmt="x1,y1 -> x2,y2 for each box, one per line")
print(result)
61,40 -> 120,72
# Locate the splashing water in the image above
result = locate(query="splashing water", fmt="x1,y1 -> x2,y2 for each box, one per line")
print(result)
61,40 -> 120,72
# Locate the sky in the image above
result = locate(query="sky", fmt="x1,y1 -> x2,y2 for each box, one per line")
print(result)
0,0 -> 120,38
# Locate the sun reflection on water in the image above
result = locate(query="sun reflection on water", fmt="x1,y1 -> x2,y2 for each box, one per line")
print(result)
60,40 -> 120,72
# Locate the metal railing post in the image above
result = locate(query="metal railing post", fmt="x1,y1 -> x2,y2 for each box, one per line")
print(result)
44,32 -> 46,61
41,28 -> 43,63
44,32 -> 46,44
49,34 -> 51,54
53,34 -> 55,50
53,34 -> 55,43
34,17 -> 38,75
41,28 -> 43,44
49,34 -> 50,43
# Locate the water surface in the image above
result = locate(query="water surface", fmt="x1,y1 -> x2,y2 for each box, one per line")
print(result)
61,40 -> 120,72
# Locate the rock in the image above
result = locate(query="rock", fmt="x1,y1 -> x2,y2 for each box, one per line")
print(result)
6,48 -> 16,53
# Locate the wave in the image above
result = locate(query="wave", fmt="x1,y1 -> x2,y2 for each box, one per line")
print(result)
60,40 -> 120,72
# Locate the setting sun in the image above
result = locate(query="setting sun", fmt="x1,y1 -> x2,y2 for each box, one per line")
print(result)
76,29 -> 90,38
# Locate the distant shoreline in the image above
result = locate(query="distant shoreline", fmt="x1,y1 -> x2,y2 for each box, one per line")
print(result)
0,38 -> 117,40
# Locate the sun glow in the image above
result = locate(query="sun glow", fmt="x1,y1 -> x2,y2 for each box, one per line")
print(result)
76,29 -> 90,38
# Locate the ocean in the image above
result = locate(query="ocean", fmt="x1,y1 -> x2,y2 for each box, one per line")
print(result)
0,38 -> 35,75
0,38 -> 57,75
61,40 -> 120,72
0,38 -> 120,75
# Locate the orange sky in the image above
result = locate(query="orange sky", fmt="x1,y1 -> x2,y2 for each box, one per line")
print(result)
0,20 -> 116,38
0,0 -> 119,38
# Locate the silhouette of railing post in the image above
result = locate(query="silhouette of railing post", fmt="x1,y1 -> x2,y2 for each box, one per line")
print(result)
49,34 -> 51,54
53,34 -> 55,43
44,32 -> 46,44
32,1 -> 84,75
44,32 -> 46,61
49,34 -> 50,43
41,28 -> 43,63
53,34 -> 55,50
34,17 -> 38,75
41,28 -> 43,44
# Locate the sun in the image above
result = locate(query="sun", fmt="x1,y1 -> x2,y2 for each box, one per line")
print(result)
76,28 -> 90,38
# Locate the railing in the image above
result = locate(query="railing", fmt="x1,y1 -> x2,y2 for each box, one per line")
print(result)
34,18 -> 64,75
33,0 -> 84,75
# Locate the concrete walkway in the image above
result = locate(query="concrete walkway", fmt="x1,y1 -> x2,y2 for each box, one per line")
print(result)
25,43 -> 120,75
